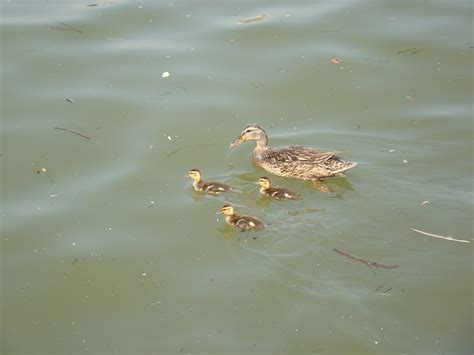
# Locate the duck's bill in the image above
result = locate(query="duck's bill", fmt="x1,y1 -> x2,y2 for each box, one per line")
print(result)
230,137 -> 243,148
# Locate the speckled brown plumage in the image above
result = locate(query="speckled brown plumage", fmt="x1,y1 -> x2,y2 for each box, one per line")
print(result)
187,169 -> 232,195
230,124 -> 357,179
220,204 -> 263,231
258,177 -> 302,200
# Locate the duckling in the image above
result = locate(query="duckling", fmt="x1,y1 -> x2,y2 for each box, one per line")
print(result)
258,176 -> 302,200
187,169 -> 232,195
220,204 -> 263,231
230,124 -> 357,180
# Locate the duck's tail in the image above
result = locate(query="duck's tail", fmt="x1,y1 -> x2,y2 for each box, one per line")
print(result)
333,161 -> 358,175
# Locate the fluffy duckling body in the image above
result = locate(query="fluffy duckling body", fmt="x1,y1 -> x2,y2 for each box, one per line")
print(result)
220,204 -> 263,231
187,169 -> 232,195
230,124 -> 357,179
258,177 -> 302,200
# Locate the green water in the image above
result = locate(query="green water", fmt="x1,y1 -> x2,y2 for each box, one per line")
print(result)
1,0 -> 472,354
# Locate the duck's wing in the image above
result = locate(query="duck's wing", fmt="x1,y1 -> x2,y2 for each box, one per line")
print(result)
266,187 -> 301,199
274,145 -> 344,164
202,181 -> 232,193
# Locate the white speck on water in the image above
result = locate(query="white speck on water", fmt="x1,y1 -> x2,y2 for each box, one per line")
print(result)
402,159 -> 408,163
138,5 -> 142,8
108,227 -> 112,231
162,71 -> 170,78
374,341 -> 379,345
389,149 -> 395,152
141,273 -> 147,276
72,242 -> 76,246
420,200 -> 430,205
149,145 -> 154,149
34,249 -> 38,253
148,19 -> 152,22
186,14 -> 191,18
295,328 -> 299,332
167,135 -> 172,141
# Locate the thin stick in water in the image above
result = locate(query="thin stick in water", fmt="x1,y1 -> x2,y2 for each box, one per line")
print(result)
410,227 -> 470,243
53,127 -> 90,140
333,248 -> 400,269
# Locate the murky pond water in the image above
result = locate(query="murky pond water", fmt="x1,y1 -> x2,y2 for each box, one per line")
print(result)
1,0 -> 472,354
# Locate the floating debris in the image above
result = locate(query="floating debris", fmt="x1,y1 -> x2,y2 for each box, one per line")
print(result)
396,47 -> 423,55
374,285 -> 384,293
405,95 -> 415,101
47,22 -> 83,34
36,167 -> 54,184
410,227 -> 470,243
420,200 -> 430,206
65,98 -> 74,103
86,3 -> 98,6
333,248 -> 400,269
53,126 -> 90,140
166,147 -> 184,158
330,57 -> 342,64
162,72 -> 170,78
238,14 -> 265,24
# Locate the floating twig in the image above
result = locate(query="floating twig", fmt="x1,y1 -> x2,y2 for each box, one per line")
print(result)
396,47 -> 423,55
53,127 -> 90,140
374,285 -> 384,293
65,98 -> 74,103
166,147 -> 184,158
410,228 -> 470,243
333,248 -> 400,269
47,22 -> 83,34
238,14 -> 265,24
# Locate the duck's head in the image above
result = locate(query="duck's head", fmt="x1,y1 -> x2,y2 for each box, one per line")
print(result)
258,176 -> 272,189
230,124 -> 267,148
220,204 -> 235,216
187,168 -> 202,181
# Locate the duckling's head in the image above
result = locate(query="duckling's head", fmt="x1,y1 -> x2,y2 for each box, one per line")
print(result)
220,204 -> 235,216
258,176 -> 272,189
187,168 -> 202,181
230,124 -> 268,148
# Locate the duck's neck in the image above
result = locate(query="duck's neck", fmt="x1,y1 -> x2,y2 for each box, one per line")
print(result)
259,186 -> 267,195
254,135 -> 268,150
226,214 -> 238,224
193,180 -> 203,189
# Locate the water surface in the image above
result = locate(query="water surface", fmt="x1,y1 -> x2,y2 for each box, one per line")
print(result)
1,0 -> 473,354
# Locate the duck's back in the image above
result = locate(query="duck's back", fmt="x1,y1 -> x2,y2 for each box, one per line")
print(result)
253,145 -> 357,179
